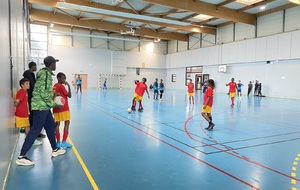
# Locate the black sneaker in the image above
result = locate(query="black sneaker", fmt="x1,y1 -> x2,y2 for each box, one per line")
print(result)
207,123 -> 215,131
138,108 -> 143,112
131,107 -> 136,111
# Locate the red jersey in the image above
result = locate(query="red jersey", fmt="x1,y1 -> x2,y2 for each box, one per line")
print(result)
203,87 -> 214,107
53,83 -> 69,113
227,82 -> 237,92
15,88 -> 28,117
135,82 -> 148,96
187,83 -> 194,93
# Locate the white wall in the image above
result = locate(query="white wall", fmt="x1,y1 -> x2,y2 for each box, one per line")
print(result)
49,45 -> 167,88
165,29 -> 300,99
0,0 -> 29,188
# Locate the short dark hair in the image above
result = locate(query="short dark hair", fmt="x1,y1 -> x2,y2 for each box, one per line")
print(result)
207,79 -> 215,89
56,72 -> 66,79
28,61 -> 36,69
19,78 -> 29,87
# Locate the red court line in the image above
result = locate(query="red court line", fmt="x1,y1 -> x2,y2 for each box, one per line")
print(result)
84,101 -> 260,190
184,114 -> 300,182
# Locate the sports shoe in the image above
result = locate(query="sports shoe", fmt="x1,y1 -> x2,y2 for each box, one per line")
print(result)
56,142 -> 61,148
206,123 -> 215,131
138,108 -> 143,112
16,156 -> 34,166
131,106 -> 136,111
51,148 -> 66,157
61,141 -> 72,148
33,139 -> 43,146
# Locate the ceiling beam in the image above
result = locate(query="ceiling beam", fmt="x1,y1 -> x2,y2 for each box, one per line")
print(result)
139,3 -> 155,14
115,1 -> 124,9
30,9 -> 188,41
142,0 -> 256,25
256,3 -> 298,16
29,0 -> 215,34
123,0 -> 139,14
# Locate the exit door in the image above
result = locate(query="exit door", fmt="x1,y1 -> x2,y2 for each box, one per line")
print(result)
195,74 -> 202,90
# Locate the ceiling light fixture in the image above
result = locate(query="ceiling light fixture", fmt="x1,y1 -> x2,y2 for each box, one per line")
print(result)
50,23 -> 54,27
260,5 -> 266,10
193,14 -> 213,21
235,0 -> 264,5
49,30 -> 140,42
154,38 -> 161,42
288,0 -> 300,4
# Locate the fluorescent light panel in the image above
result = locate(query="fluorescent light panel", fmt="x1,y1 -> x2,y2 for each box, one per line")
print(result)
288,0 -> 300,4
235,0 -> 264,5
56,2 -> 191,26
193,14 -> 213,21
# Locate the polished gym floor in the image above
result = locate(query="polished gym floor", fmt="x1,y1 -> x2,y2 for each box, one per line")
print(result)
5,88 -> 300,190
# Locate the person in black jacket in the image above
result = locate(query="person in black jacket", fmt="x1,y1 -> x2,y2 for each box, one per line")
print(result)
23,62 -> 45,138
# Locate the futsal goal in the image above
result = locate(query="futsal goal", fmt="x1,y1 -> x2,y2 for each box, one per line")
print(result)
99,74 -> 123,89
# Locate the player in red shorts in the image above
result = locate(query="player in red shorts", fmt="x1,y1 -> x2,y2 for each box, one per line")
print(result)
131,78 -> 150,112
226,78 -> 237,106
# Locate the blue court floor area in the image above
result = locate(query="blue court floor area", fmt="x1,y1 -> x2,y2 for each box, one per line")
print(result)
6,89 -> 300,190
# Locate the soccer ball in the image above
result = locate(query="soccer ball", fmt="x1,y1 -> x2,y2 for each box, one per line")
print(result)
54,96 -> 65,106
127,108 -> 132,113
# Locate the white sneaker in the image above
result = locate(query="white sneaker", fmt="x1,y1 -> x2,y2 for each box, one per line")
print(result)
51,148 -> 66,157
33,139 -> 43,146
16,156 -> 34,166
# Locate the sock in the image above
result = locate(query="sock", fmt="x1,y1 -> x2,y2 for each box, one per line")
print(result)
209,121 -> 212,125
209,116 -> 212,122
63,131 -> 69,142
133,100 -> 136,108
231,98 -> 234,104
139,102 -> 143,109
56,132 -> 60,142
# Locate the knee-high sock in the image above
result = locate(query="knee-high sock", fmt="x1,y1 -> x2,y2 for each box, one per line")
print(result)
56,132 -> 60,142
63,131 -> 69,142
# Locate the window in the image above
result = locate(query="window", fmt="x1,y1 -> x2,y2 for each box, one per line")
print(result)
171,74 -> 176,82
30,24 -> 48,66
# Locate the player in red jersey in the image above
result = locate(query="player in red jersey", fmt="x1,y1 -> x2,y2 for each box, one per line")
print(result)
226,78 -> 237,106
202,79 -> 215,130
131,78 -> 150,112
187,79 -> 194,104
53,72 -> 72,148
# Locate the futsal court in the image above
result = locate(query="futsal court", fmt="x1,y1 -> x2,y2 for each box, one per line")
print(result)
6,89 -> 300,190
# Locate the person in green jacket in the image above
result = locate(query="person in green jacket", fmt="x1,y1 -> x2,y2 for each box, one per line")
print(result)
16,56 -> 66,166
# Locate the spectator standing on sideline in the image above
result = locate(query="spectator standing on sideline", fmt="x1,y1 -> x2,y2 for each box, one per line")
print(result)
16,56 -> 66,166
159,79 -> 164,101
76,75 -> 82,93
153,78 -> 159,100
247,81 -> 253,96
254,80 -> 259,96
23,62 -> 45,138
237,80 -> 244,98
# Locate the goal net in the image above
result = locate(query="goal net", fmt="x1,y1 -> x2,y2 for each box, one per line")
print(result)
99,74 -> 122,89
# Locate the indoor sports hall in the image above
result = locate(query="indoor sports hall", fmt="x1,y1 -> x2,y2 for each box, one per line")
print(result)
1,1 -> 300,190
